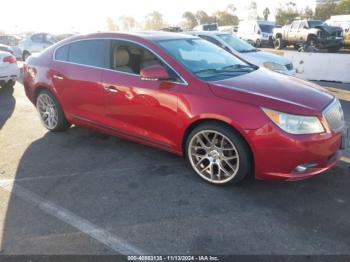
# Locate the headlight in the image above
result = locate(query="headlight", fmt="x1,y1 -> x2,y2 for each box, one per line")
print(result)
262,108 -> 325,134
263,62 -> 286,73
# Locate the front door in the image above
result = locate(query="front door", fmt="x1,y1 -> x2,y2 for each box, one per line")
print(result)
101,40 -> 183,150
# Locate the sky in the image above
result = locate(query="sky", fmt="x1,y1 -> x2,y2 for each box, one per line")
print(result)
1,0 -> 316,34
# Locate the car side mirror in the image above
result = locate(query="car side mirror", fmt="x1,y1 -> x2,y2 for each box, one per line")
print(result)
304,26 -> 308,29
140,65 -> 170,81
345,28 -> 349,32
257,30 -> 261,35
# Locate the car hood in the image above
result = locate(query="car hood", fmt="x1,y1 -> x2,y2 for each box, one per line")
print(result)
315,25 -> 343,34
240,50 -> 290,66
209,68 -> 334,116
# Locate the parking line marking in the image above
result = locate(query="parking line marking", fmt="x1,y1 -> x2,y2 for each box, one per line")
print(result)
0,162 -> 184,183
0,180 -> 144,255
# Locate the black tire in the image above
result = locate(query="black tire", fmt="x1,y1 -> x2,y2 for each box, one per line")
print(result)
256,39 -> 261,48
1,80 -> 15,88
22,51 -> 31,61
36,89 -> 71,132
185,122 -> 252,185
307,36 -> 317,48
274,38 -> 284,50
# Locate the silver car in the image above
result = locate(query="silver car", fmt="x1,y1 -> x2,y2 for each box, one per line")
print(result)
186,31 -> 296,76
18,33 -> 58,61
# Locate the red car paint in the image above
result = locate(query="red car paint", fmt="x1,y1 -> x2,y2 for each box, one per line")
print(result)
23,32 -> 343,181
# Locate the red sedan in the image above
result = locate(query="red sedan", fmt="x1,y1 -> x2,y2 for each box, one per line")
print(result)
23,32 -> 347,185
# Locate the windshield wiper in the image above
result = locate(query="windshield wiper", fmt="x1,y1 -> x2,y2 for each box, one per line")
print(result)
240,49 -> 258,53
220,64 -> 258,71
194,68 -> 220,74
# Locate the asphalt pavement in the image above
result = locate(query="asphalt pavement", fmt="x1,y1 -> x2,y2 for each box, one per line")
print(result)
0,81 -> 349,255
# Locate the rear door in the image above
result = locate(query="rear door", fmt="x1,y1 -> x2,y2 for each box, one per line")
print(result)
51,39 -> 109,123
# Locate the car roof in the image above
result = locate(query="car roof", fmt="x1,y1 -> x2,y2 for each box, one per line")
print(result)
184,31 -> 229,36
70,31 -> 197,42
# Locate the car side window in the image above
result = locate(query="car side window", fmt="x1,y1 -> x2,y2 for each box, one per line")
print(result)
68,40 -> 108,68
291,21 -> 299,29
109,40 -> 181,82
55,45 -> 69,61
31,34 -> 43,43
199,35 -> 222,47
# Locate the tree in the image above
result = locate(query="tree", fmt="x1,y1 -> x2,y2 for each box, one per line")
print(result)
195,10 -> 215,24
214,11 -> 239,26
106,17 -> 119,31
275,2 -> 300,25
248,1 -> 258,20
336,0 -> 350,15
144,11 -> 167,30
301,6 -> 314,19
315,0 -> 337,20
226,4 -> 237,14
119,16 -> 136,31
263,7 -> 270,21
182,11 -> 198,29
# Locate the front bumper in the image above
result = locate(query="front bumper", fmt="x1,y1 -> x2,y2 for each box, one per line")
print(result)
244,123 -> 345,181
317,37 -> 343,49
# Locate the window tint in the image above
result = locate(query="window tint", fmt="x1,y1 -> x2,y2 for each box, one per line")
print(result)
31,34 -> 43,43
68,40 -> 107,68
199,35 -> 222,47
109,40 -> 181,81
291,21 -> 299,29
55,45 -> 69,61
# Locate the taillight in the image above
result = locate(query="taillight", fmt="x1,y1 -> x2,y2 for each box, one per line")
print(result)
3,55 -> 16,64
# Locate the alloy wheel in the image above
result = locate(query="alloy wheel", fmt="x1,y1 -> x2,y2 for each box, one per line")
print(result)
188,130 -> 240,184
36,93 -> 58,129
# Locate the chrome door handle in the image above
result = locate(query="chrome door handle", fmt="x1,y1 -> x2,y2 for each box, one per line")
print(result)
53,74 -> 64,80
104,86 -> 118,93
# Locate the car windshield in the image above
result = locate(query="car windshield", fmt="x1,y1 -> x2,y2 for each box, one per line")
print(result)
46,34 -> 59,43
259,24 -> 274,33
217,34 -> 257,53
307,20 -> 323,28
157,38 -> 257,81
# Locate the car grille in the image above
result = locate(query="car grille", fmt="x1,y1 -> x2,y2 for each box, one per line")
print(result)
285,63 -> 293,71
323,99 -> 345,132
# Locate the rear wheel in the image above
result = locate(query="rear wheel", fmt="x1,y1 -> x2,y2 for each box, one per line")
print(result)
36,90 -> 71,132
186,123 -> 252,185
274,38 -> 284,50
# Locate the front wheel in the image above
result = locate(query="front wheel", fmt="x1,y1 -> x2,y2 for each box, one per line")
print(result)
186,123 -> 252,185
255,39 -> 261,47
36,90 -> 71,132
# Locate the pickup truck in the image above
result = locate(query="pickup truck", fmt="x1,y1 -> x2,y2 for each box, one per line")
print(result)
273,20 -> 343,52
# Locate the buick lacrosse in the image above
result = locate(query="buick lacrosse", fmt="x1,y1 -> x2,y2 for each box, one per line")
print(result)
23,32 -> 347,184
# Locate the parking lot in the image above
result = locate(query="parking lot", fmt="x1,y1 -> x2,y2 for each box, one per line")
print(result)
0,80 -> 348,255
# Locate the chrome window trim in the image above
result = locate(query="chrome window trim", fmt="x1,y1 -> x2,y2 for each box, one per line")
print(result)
52,37 -> 188,86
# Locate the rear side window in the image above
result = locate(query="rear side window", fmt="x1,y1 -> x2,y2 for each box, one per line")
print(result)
68,40 -> 107,68
55,45 -> 69,61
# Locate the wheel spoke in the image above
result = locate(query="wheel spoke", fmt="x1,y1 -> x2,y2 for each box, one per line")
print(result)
188,130 -> 240,184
